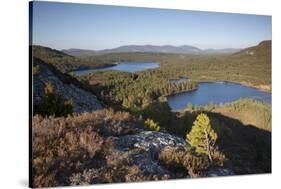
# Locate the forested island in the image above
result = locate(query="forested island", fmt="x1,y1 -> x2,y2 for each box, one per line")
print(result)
31,41 -> 271,187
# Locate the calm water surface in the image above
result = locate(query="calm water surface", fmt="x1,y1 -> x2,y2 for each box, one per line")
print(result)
167,82 -> 271,112
73,61 -> 159,76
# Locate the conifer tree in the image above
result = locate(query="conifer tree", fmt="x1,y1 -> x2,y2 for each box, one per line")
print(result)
145,118 -> 160,131
186,113 -> 218,162
38,83 -> 73,117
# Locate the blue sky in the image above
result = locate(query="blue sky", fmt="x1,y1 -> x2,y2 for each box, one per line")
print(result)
31,1 -> 272,50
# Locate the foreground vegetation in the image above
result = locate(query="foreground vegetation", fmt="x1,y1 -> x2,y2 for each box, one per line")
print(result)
32,110 -> 224,187
32,98 -> 271,187
34,83 -> 73,117
174,99 -> 271,174
32,109 -> 143,187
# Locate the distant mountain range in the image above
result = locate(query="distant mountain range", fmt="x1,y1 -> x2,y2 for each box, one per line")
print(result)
62,45 -> 241,56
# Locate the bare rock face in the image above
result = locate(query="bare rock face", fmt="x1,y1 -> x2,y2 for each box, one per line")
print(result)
113,131 -> 188,177
114,131 -> 187,152
33,59 -> 102,113
126,149 -> 170,177
113,131 -> 234,178
207,168 -> 234,177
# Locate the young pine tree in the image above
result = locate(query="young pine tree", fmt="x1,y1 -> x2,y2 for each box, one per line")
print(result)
186,113 -> 217,162
38,83 -> 73,117
144,118 -> 160,131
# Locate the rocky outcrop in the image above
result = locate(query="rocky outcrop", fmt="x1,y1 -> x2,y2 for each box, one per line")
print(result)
33,58 -> 102,112
113,131 -> 187,177
112,131 -> 234,178
114,131 -> 187,151
207,168 -> 234,177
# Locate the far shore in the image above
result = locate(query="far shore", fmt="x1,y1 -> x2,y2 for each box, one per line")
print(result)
68,62 -> 118,73
68,61 -> 271,94
190,79 -> 271,93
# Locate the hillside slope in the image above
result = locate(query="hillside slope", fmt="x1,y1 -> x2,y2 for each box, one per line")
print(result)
33,45 -> 73,59
33,57 -> 102,112
32,109 -> 233,187
32,46 -> 116,73
233,40 -> 271,58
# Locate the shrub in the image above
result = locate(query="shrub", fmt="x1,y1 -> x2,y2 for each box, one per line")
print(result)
144,118 -> 160,131
69,169 -> 99,186
69,149 -> 169,185
159,147 -> 210,177
36,83 -> 73,117
141,101 -> 172,129
211,150 -> 226,167
33,65 -> 40,75
79,128 -> 105,158
32,115 -> 110,187
103,150 -> 168,183
32,109 -> 143,187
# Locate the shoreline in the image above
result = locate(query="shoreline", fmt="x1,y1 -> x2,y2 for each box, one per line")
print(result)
68,63 -> 271,94
191,79 -> 271,93
68,60 -> 160,75
165,79 -> 271,112
68,62 -> 118,73
163,87 -> 198,98
166,79 -> 271,100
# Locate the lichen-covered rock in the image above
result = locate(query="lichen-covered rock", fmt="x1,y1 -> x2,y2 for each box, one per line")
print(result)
113,131 -> 235,178
207,168 -> 234,177
114,131 -> 187,152
128,150 -> 169,176
33,59 -> 102,112
112,131 -> 188,177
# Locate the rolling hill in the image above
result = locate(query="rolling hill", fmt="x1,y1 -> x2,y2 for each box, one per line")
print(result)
233,40 -> 271,58
32,45 -> 116,73
62,44 -> 240,56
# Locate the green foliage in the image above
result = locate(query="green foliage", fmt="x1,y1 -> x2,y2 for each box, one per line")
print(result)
33,65 -> 40,75
187,113 -> 218,162
221,98 -> 271,131
181,103 -> 271,173
80,70 -> 197,111
142,101 -> 172,129
144,118 -> 160,131
36,83 -> 73,117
